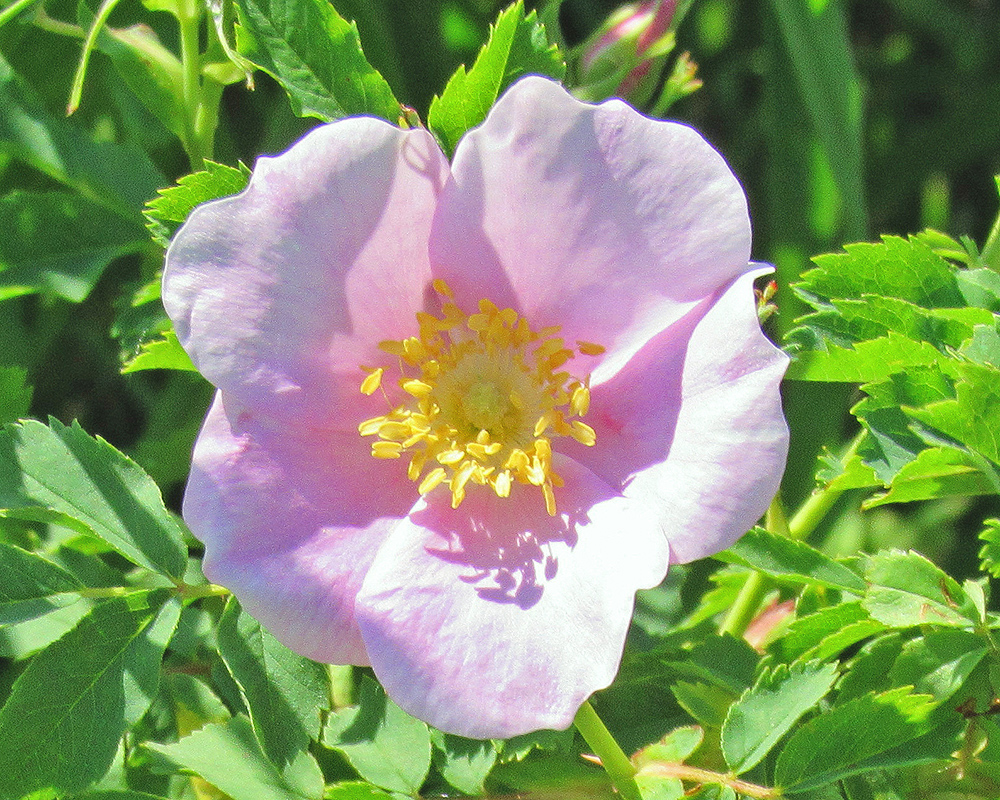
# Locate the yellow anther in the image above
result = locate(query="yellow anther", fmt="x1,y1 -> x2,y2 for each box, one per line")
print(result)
358,417 -> 387,436
571,420 -> 597,446
371,441 -> 403,459
360,367 -> 384,395
432,278 -> 453,297
402,379 -> 432,397
438,449 -> 465,465
419,467 -> 448,494
570,384 -> 591,416
577,341 -> 606,356
493,470 -> 512,497
542,483 -> 557,516
377,421 -> 413,441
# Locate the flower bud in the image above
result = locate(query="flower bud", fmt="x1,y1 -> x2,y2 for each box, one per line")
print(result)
573,0 -> 679,106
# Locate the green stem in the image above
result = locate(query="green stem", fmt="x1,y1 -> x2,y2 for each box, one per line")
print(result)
0,0 -> 41,29
574,700 -> 641,800
981,176 -> 1000,273
787,429 -> 864,542
175,0 -> 211,168
66,0 -> 125,114
718,498 -> 783,638
639,763 -> 778,799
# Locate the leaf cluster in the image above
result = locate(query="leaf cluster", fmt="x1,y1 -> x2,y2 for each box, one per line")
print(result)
787,229 -> 1000,508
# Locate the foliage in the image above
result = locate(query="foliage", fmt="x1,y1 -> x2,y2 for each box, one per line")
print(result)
1,0 -> 999,798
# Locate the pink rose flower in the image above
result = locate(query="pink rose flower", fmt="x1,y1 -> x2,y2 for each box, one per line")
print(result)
163,76 -> 788,739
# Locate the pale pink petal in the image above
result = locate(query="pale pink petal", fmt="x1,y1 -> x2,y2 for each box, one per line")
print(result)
430,75 -> 751,377
561,269 -> 789,563
164,120 -> 449,429
355,457 -> 669,739
186,392 -> 414,664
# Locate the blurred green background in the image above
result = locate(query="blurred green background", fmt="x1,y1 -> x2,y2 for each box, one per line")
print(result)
1,0 -> 998,574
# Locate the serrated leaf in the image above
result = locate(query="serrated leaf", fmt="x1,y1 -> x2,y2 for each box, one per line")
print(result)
862,445 -> 994,507
428,1 -> 565,156
722,661 -> 838,774
0,541 -> 83,625
121,330 -> 197,373
905,361 -> 1000,466
797,236 -> 964,310
0,593 -> 179,798
787,332 -> 951,382
323,676 -> 431,795
888,629 -> 988,705
144,160 -> 250,247
0,366 -> 32,425
430,731 -> 498,795
145,715 -> 324,800
774,601 -> 884,664
217,597 -> 329,767
775,687 -> 936,792
863,550 -> 978,629
721,526 -> 866,593
0,191 -> 148,303
0,419 -> 188,579
233,0 -> 401,123
978,518 -> 1000,578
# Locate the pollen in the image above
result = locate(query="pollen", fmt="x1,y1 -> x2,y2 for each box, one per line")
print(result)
357,281 -> 602,515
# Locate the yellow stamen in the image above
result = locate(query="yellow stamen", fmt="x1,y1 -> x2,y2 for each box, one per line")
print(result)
360,367 -> 384,395
357,280 -> 603,515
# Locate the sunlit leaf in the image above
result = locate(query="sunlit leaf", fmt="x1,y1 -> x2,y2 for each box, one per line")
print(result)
428,1 -> 565,156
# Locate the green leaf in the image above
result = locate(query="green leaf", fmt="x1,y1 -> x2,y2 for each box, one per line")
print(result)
774,687 -> 936,793
796,236 -> 964,312
0,541 -> 83,625
0,419 -> 188,579
0,593 -> 180,799
0,366 -> 32,425
324,783 -> 393,800
428,1 -> 565,156
978,518 -> 1000,578
774,601 -> 885,663
430,730 -> 498,795
862,445 -> 995,507
217,597 -> 329,767
78,3 -> 187,147
144,160 -> 250,248
233,0 -> 401,123
722,661 -> 839,774
121,330 -> 197,373
721,526 -> 866,593
323,676 -> 432,795
787,333 -> 952,382
906,361 -> 1000,466
863,550 -> 980,628
887,629 -> 989,704
0,53 -> 163,218
145,715 -> 324,800
0,191 -> 148,303
670,681 -> 734,727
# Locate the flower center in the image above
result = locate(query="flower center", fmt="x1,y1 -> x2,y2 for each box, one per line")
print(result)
358,280 -> 603,516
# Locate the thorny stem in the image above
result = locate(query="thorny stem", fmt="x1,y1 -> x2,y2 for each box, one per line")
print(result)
574,700 -> 642,800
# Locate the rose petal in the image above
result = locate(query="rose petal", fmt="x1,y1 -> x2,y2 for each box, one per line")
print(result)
562,269 -> 789,563
164,120 -> 449,428
186,392 -> 414,664
430,75 -> 751,377
355,456 -> 668,739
